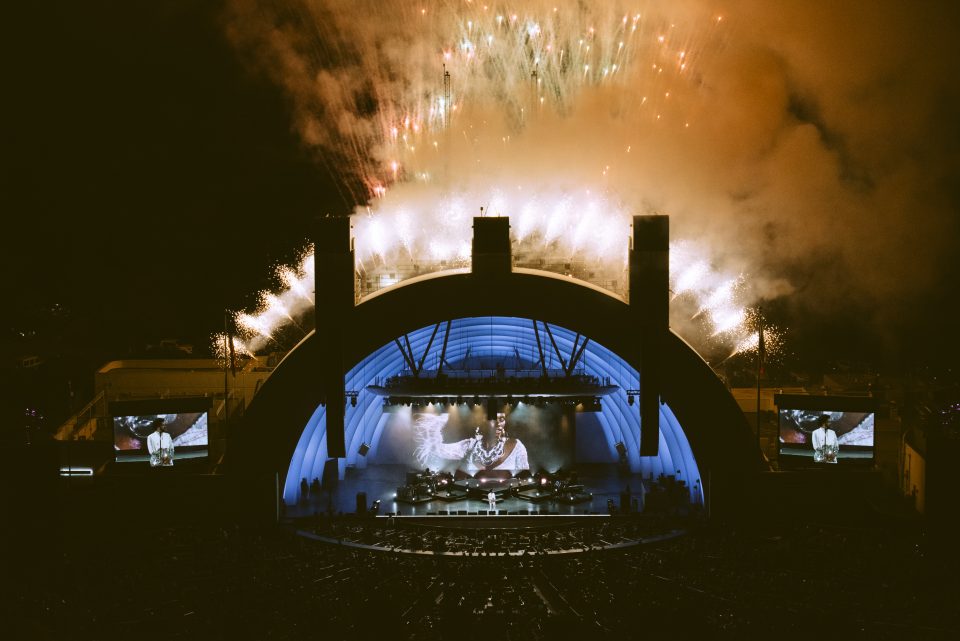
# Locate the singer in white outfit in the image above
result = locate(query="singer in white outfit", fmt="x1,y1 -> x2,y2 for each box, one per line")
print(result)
147,419 -> 174,467
811,415 -> 839,463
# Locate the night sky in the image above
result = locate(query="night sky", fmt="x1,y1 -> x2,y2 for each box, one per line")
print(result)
4,2 -> 348,355
4,1 -> 960,378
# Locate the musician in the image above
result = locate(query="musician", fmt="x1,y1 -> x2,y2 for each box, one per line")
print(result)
487,490 -> 497,511
146,418 -> 174,467
811,415 -> 839,463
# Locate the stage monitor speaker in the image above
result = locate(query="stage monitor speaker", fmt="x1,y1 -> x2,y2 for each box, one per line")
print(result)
458,510 -> 467,515
439,510 -> 449,515
355,491 -> 367,515
321,458 -> 339,489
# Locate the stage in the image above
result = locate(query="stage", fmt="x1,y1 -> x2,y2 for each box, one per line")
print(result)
284,463 -> 655,518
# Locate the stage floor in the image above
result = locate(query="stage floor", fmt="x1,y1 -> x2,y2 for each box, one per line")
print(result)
285,463 -> 650,517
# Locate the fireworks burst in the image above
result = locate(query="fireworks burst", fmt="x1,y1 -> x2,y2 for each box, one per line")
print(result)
718,307 -> 786,365
222,1 -> 783,358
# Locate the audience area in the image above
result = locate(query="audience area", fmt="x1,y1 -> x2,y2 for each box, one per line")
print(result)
9,517 -> 954,640
303,514 -> 683,555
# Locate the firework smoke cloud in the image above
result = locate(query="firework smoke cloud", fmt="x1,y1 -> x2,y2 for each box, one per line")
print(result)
222,0 -> 960,360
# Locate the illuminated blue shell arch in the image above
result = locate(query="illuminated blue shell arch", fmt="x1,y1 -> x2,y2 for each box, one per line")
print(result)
235,218 -> 758,515
289,315 -> 700,503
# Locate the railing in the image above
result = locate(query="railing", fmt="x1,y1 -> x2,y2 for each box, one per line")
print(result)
355,255 -> 628,301
214,389 -> 245,421
357,259 -> 468,300
372,369 -> 615,397
388,367 -> 595,381
55,390 -> 107,440
513,254 -> 628,300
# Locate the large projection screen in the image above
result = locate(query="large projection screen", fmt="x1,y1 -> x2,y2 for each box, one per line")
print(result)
775,394 -> 875,468
110,398 -> 212,464
375,402 -> 574,475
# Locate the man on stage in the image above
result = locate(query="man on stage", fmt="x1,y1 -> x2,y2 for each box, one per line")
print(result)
147,418 -> 174,467
811,415 -> 839,463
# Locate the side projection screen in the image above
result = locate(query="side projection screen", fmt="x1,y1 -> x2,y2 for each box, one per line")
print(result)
110,398 -> 211,464
775,394 -> 875,468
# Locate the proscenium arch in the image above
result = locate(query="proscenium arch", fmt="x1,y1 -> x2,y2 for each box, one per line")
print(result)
283,316 -> 701,506
234,269 -> 759,515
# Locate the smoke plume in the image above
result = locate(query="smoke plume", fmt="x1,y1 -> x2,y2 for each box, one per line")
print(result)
223,0 -> 960,358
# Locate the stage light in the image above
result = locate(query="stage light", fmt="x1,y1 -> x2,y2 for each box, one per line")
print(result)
358,443 -> 370,456
627,395 -> 634,406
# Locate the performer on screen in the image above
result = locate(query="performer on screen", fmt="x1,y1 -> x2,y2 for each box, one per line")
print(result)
147,418 -> 174,467
811,415 -> 839,463
414,412 -> 529,474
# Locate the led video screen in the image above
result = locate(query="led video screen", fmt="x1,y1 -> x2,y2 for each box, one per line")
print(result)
775,394 -> 875,466
110,398 -> 211,464
379,402 -> 574,475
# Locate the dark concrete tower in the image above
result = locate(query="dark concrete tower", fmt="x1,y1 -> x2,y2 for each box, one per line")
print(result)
314,217 -> 354,458
472,216 -> 512,276
630,216 -> 669,456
